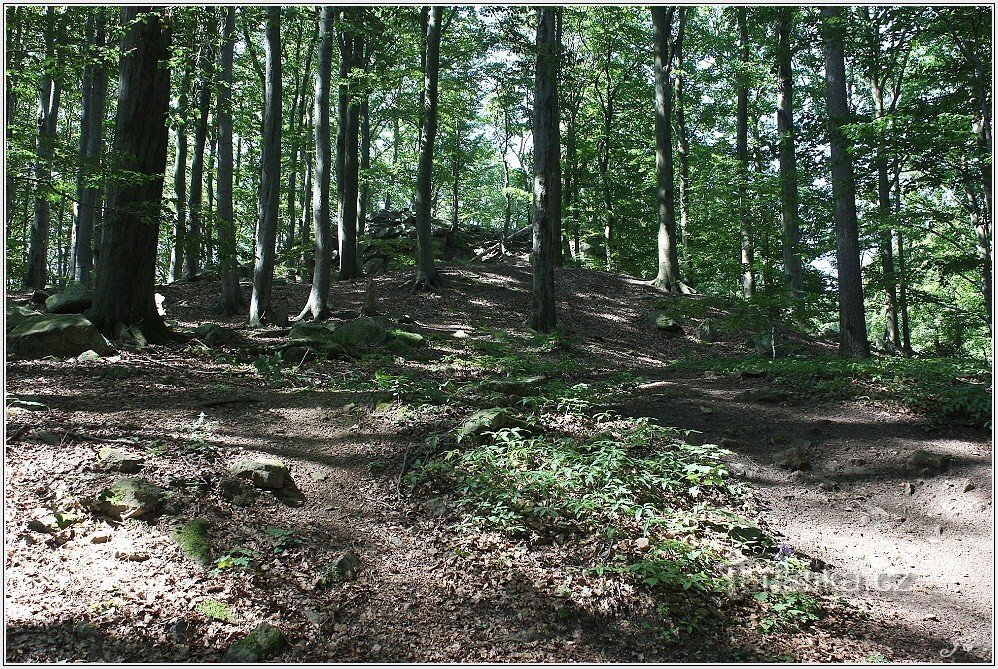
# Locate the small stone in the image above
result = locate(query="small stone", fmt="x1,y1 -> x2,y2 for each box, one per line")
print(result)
219,477 -> 259,506
908,449 -> 950,474
77,349 -> 102,362
227,458 -> 289,490
315,550 -> 361,588
27,515 -> 58,534
452,329 -> 470,339
193,323 -> 239,347
98,447 -> 145,473
902,482 -> 915,495
222,622 -> 286,662
773,447 -> 810,472
33,431 -> 61,446
649,311 -> 683,334
962,479 -> 975,493
92,477 -> 167,521
635,537 -> 650,550
91,531 -> 112,544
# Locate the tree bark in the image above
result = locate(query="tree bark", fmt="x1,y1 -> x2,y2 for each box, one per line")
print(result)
358,55 -> 372,237
248,6 -> 282,326
736,8 -> 755,299
88,6 -> 172,343
184,36 -> 214,280
651,7 -> 686,292
24,7 -> 63,290
301,6 -> 334,321
822,7 -> 870,358
216,7 -> 243,314
170,63 -> 193,282
776,7 -> 804,297
337,10 -> 364,281
72,10 -> 108,285
412,6 -> 443,292
674,8 -> 691,253
528,7 -> 560,333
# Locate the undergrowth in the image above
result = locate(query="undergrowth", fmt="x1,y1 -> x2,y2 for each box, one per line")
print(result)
670,355 -> 992,427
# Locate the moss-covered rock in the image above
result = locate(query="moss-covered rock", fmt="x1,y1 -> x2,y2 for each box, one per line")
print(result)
97,447 -> 145,473
219,477 -> 259,506
6,302 -> 44,334
222,622 -> 285,662
390,329 -> 425,348
173,518 -> 212,565
772,447 -> 811,472
8,313 -> 113,359
649,310 -> 683,334
482,375 -> 547,397
228,458 -> 289,490
193,323 -> 239,347
315,550 -> 360,588
694,319 -> 717,343
908,449 -> 950,474
45,283 -> 92,314
458,408 -> 532,443
329,316 -> 391,350
92,477 -> 167,521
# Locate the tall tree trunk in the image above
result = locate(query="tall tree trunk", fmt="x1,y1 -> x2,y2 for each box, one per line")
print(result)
6,6 -> 24,235
412,6 -> 443,292
358,59 -> 372,237
72,11 -> 108,285
776,7 -> 804,297
896,229 -> 913,355
184,38 -> 214,279
337,11 -> 364,281
736,8 -> 755,299
301,6 -> 334,320
562,103 -> 576,259
248,7 -> 282,326
170,63 -> 193,282
651,6 -> 686,292
674,8 -> 691,252
528,6 -> 560,333
284,22 -> 315,259
216,7 -> 243,314
24,7 -> 62,290
822,6 -> 870,358
298,102 -> 314,282
89,6 -> 172,343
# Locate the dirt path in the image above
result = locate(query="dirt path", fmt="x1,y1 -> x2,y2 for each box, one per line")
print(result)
5,260 -> 992,662
624,371 -> 994,662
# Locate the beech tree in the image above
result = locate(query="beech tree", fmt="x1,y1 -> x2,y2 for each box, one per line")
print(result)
88,6 -> 172,342
822,6 -> 870,358
248,7 -> 282,327
411,6 -> 443,292
215,7 -> 243,314
775,7 -> 803,298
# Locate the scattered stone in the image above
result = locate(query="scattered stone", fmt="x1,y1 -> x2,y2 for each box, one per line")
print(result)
27,515 -> 60,534
328,316 -> 391,351
649,310 -> 683,334
694,319 -> 716,343
92,477 -> 167,521
6,398 -> 49,411
33,430 -> 61,446
908,449 -> 950,474
77,349 -> 102,362
315,551 -> 361,588
452,329 -> 470,339
227,458 -> 289,491
98,447 -> 145,473
634,537 -> 650,551
773,447 -> 811,472
115,550 -> 150,562
902,482 -> 916,496
8,313 -> 113,359
219,477 -> 259,506
390,329 -> 426,349
222,622 -> 286,663
282,346 -> 319,364
289,320 -> 336,346
45,283 -> 92,314
90,530 -> 112,544
482,375 -> 546,397
457,408 -> 531,443
740,369 -> 767,379
962,479 -> 975,493
193,323 -> 239,347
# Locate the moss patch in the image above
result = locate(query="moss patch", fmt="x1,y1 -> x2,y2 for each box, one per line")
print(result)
173,518 -> 211,566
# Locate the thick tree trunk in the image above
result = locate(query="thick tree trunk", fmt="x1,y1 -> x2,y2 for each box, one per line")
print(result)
88,7 -> 172,343
298,103 -> 314,282
528,7 -> 560,333
651,7 -> 686,292
184,39 -> 213,280
72,11 -> 108,285
301,6 -> 334,321
674,8 -> 691,252
822,7 -> 870,358
776,7 -> 804,297
248,7 -> 282,326
24,7 -> 62,290
736,8 -> 755,299
216,7 -> 243,315
412,6 -> 443,292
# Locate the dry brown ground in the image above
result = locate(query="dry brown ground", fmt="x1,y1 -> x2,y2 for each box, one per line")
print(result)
4,258 -> 992,662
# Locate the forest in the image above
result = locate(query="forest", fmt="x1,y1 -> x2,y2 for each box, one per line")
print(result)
4,4 -> 994,664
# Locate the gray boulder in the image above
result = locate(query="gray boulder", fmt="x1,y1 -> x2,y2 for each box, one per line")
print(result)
98,447 -> 145,473
92,477 -> 167,520
45,283 -> 93,314
315,551 -> 360,588
193,323 -> 239,347
908,449 -> 950,474
773,447 -> 811,472
9,313 -> 113,359
228,458 -> 289,490
482,375 -> 546,397
649,310 -> 683,334
458,408 -> 531,443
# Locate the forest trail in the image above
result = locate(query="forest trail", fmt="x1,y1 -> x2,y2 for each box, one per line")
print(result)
5,260 -> 992,662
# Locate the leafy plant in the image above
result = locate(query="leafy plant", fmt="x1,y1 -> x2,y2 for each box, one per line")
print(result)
195,598 -> 233,622
253,351 -> 284,385
264,526 -> 302,554
754,590 -> 824,633
209,546 -> 258,577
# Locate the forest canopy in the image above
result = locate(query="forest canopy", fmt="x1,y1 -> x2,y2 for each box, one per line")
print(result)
3,5 -> 993,357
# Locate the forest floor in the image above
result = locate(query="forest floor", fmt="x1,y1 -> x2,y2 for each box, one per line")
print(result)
4,258 -> 993,662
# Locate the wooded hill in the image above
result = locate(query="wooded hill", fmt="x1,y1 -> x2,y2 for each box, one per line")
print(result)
3,6 -> 992,358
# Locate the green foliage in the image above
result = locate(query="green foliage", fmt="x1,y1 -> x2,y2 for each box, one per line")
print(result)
208,546 -> 258,577
753,590 -> 825,634
263,526 -> 302,554
253,351 -> 284,385
195,598 -> 233,622
173,518 -> 211,566
671,355 -> 992,427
